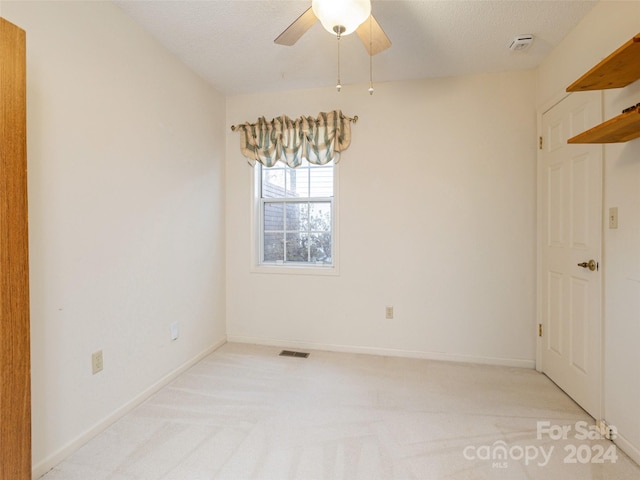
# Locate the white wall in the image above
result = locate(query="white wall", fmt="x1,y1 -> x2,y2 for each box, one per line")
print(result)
226,71 -> 537,367
1,1 -> 227,476
537,0 -> 640,464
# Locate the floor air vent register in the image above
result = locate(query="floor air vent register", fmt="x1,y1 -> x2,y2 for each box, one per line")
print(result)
279,350 -> 310,358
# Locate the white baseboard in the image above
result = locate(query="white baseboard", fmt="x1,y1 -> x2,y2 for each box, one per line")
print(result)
32,337 -> 227,479
614,431 -> 640,467
226,335 -> 536,369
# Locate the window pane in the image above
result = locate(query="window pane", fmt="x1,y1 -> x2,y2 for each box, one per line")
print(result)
286,233 -> 308,262
309,167 -> 333,197
263,233 -> 284,262
309,202 -> 331,232
258,162 -> 335,268
287,167 -> 309,198
310,233 -> 332,263
286,202 -> 308,232
262,168 -> 286,198
264,202 -> 284,231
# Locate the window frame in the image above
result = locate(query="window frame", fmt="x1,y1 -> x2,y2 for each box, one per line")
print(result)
251,161 -> 339,276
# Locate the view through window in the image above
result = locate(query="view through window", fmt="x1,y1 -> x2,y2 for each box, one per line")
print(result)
259,160 -> 334,266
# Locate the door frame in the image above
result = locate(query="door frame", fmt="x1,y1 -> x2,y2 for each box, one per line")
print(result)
536,90 -> 570,372
535,90 -> 606,421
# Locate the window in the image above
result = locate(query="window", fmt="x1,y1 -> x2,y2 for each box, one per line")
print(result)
256,160 -> 336,270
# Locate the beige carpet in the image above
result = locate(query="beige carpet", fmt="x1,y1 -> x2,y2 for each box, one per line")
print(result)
40,342 -> 640,479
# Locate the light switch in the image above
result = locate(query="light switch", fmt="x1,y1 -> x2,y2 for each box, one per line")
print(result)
609,207 -> 618,229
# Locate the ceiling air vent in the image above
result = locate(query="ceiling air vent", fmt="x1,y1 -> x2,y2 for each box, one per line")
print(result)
509,34 -> 534,51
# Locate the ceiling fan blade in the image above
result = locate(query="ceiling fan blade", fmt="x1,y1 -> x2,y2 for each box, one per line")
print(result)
274,7 -> 318,46
356,15 -> 391,55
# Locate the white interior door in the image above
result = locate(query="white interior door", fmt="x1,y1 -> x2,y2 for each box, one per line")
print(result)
539,91 -> 603,419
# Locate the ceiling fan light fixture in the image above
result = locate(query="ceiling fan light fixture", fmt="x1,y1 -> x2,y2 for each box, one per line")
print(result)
312,0 -> 371,37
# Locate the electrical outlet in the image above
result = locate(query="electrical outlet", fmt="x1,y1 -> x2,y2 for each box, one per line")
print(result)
91,350 -> 103,375
385,306 -> 394,320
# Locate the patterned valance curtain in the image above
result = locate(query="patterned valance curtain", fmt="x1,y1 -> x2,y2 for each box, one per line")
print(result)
232,110 -> 354,168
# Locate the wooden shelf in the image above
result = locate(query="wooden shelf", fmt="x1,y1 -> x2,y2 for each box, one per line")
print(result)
567,34 -> 640,92
565,32 -> 640,144
568,108 -> 640,144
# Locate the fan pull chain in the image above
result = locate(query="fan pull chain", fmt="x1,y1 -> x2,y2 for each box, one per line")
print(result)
368,16 -> 374,95
336,28 -> 342,92
368,54 -> 374,95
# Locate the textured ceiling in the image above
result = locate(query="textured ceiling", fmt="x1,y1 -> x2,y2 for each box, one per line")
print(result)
114,0 -> 598,96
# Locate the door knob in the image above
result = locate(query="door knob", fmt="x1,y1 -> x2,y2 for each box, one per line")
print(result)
577,259 -> 597,271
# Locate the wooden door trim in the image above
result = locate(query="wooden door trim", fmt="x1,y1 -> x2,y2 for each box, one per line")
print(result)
0,16 -> 31,479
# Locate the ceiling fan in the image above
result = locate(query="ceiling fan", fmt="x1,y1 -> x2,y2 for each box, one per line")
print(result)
274,0 -> 391,56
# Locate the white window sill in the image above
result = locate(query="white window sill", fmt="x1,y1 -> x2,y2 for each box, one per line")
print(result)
251,264 -> 340,276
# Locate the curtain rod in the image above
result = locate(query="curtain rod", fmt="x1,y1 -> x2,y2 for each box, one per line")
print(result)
230,114 -> 358,132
